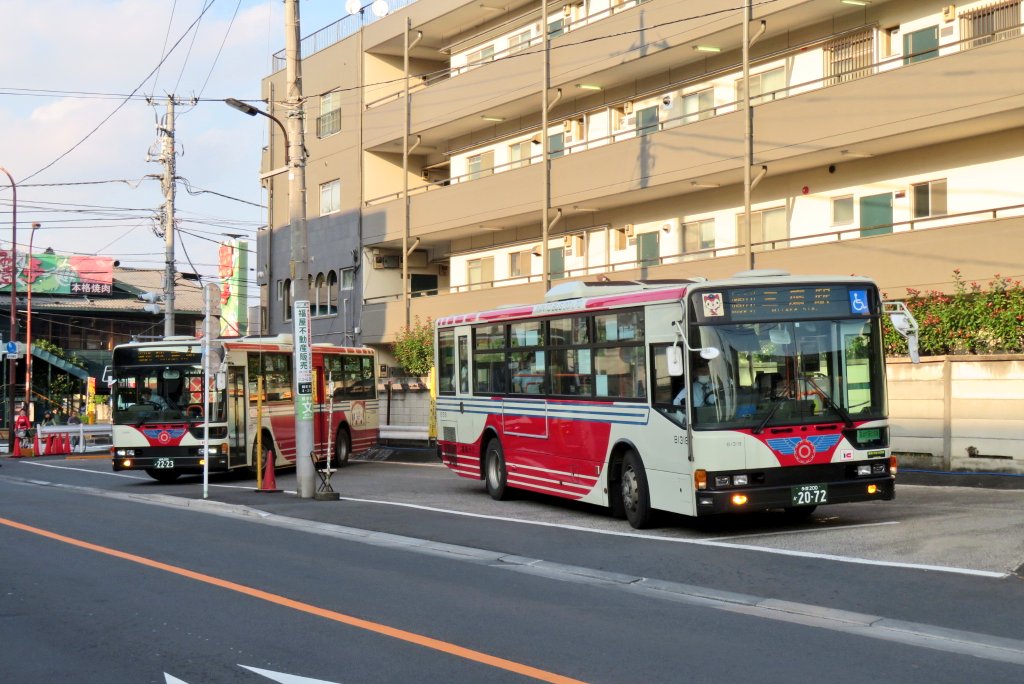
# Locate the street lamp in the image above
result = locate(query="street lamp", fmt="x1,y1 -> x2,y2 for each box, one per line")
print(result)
224,99 -> 290,164
25,222 -> 39,415
0,167 -> 16,450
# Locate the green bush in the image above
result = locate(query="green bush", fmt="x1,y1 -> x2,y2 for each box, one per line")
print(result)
390,316 -> 434,377
884,271 -> 1024,357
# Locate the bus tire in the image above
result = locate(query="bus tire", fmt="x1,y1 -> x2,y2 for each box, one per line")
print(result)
621,450 -> 653,529
334,426 -> 351,467
484,439 -> 510,501
145,468 -> 180,483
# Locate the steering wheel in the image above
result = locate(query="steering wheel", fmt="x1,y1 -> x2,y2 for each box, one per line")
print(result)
185,404 -> 204,419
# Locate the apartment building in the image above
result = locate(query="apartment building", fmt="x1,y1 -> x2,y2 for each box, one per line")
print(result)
256,0 -> 1024,358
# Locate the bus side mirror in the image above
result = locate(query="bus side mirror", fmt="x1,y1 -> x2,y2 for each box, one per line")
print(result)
884,301 -> 921,364
667,345 -> 684,377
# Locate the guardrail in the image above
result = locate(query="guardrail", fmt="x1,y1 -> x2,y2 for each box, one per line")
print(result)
36,424 -> 112,455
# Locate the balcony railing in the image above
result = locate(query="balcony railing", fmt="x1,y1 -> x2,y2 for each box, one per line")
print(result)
271,0 -> 418,72
363,21 -> 1024,206
360,202 -> 1024,301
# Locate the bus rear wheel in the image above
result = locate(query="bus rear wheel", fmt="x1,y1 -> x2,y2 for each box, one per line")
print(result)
334,427 -> 351,467
484,439 -> 510,501
621,450 -> 652,529
145,468 -> 180,483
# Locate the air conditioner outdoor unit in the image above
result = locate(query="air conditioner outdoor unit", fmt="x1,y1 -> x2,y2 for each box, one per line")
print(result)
372,254 -> 401,269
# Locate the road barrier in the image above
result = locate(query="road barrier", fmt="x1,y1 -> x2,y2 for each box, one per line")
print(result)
36,424 -> 112,456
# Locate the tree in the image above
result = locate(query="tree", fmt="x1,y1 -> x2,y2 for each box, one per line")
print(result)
391,317 -> 434,377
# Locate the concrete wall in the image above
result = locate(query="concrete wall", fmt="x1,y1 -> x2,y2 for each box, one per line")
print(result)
889,355 -> 1024,473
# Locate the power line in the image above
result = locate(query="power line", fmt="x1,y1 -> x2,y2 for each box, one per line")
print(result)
197,0 -> 243,100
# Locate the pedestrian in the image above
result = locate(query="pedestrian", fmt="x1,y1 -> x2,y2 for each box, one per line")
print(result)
68,411 -> 82,426
13,407 -> 32,455
38,410 -> 57,428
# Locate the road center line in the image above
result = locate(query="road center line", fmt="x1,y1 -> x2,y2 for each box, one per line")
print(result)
0,515 -> 587,684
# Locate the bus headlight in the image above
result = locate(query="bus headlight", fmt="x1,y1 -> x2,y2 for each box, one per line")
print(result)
116,448 -> 136,457
856,464 -> 872,477
732,474 -> 749,486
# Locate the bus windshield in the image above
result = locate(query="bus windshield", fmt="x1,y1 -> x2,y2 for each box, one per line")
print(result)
112,365 -> 226,425
690,317 -> 885,431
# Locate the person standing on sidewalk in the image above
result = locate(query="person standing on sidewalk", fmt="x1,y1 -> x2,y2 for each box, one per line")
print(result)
13,408 -> 32,456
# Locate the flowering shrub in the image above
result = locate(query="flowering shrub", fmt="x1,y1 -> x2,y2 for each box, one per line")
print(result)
390,316 -> 434,376
883,271 -> 1024,356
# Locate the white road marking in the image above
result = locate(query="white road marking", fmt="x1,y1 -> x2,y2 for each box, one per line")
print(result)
240,665 -> 342,683
21,461 -> 279,492
702,520 -> 900,541
338,496 -> 1005,578
10,461 -> 1006,578
165,675 -> 189,684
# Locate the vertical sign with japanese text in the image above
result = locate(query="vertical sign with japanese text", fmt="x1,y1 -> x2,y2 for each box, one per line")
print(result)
293,300 -> 313,421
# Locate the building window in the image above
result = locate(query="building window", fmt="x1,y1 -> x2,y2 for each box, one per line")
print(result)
467,256 -> 494,290
509,250 -> 532,277
824,29 -> 874,85
340,268 -> 355,290
547,18 -> 565,39
466,45 -> 495,68
903,26 -> 939,65
736,66 -> 786,105
682,88 -> 714,124
508,141 -> 533,169
682,219 -> 715,253
508,29 -> 532,54
912,179 -> 947,219
283,278 -> 293,321
326,271 -> 338,315
320,179 -> 341,215
832,196 -> 854,226
276,279 -> 284,301
317,91 -> 341,138
467,151 -> 494,180
548,132 -> 565,158
314,273 -> 327,316
636,105 -> 659,136
961,0 -> 1021,49
738,207 -> 788,251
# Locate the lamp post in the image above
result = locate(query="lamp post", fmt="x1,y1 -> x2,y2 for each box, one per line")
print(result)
0,167 -> 16,450
25,222 -> 39,414
225,99 -> 291,163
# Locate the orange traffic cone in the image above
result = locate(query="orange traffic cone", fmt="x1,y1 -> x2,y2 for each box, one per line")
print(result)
12,435 -> 22,457
256,448 -> 281,493
62,433 -> 72,455
33,433 -> 42,457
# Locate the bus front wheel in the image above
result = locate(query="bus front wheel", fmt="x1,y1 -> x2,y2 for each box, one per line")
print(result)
484,439 -> 510,501
621,450 -> 652,529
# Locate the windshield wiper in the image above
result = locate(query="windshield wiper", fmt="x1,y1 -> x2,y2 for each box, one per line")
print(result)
753,399 -> 785,434
805,376 -> 853,428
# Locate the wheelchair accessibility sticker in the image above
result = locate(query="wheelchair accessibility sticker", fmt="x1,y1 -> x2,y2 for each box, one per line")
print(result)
848,289 -> 870,315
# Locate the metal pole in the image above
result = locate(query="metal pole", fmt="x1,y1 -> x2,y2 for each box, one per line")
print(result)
402,17 -> 411,328
164,96 -> 177,336
202,283 -> 210,499
742,0 -> 754,270
285,0 -> 314,498
25,222 -> 38,413
1,167 -> 17,450
541,0 -> 551,293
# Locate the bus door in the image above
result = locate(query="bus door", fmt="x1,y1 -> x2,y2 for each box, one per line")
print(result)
437,327 -> 473,456
227,366 -> 247,467
312,365 -> 327,460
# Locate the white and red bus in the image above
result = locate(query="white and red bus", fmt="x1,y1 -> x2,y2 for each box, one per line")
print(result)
111,335 -> 378,482
434,271 -> 919,528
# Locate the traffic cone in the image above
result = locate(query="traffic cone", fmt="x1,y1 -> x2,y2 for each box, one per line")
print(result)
13,435 -> 21,457
256,448 -> 281,493
62,433 -> 72,455
33,433 -> 42,456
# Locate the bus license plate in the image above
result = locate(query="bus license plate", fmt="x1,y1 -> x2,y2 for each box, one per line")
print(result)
791,484 -> 828,506
154,458 -> 174,469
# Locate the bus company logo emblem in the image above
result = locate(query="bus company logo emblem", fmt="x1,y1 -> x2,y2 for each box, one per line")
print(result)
702,292 -> 724,317
142,427 -> 187,444
766,435 -> 842,464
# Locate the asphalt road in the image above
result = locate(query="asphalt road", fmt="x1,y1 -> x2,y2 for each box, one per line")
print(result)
2,454 -> 1024,682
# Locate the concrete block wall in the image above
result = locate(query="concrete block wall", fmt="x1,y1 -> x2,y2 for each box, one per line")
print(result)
888,355 -> 1024,473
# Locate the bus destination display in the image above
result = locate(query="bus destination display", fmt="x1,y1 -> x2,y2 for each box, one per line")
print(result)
114,348 -> 202,365
724,285 -> 872,321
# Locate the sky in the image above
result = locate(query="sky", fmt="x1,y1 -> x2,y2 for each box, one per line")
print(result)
0,0 -> 352,292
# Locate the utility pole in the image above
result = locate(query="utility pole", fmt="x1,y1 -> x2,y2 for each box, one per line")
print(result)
284,0 -> 314,498
161,95 -> 177,336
